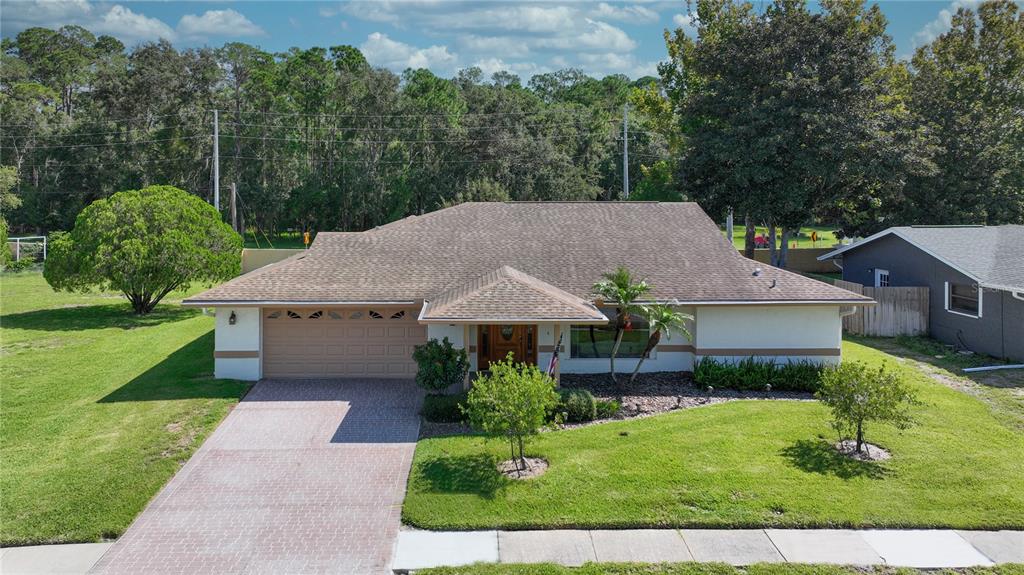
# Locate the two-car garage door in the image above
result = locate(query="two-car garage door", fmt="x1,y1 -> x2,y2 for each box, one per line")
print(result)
262,307 -> 426,378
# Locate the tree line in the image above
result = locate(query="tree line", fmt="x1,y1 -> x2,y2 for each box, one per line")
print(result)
2,0 -> 1021,256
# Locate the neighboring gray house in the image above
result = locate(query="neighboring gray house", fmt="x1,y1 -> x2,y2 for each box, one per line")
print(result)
819,225 -> 1024,362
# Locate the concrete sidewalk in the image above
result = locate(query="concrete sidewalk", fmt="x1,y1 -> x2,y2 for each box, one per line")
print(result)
1,543 -> 112,575
391,528 -> 1024,572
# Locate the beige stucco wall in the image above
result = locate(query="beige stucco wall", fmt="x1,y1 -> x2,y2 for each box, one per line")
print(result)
694,304 -> 842,365
241,249 -> 304,274
214,307 -> 262,380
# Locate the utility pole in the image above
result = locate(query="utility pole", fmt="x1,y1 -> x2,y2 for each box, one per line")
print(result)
230,182 -> 238,232
213,109 -> 220,210
622,103 -> 629,200
726,208 -> 734,242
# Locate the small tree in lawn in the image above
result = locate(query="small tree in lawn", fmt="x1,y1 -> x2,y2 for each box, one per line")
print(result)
412,337 -> 469,395
44,185 -> 241,314
591,267 -> 651,387
628,304 -> 693,385
463,353 -> 560,473
817,361 -> 919,454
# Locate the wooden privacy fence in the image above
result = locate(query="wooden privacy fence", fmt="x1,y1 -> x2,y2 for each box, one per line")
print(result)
835,280 -> 929,337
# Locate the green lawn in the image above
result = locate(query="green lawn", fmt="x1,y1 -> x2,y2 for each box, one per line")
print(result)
419,564 -> 1024,575
403,340 -> 1024,531
0,271 -> 249,545
725,226 -> 839,250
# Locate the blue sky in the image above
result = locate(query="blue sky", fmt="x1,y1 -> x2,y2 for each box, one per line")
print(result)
0,1 -> 1001,80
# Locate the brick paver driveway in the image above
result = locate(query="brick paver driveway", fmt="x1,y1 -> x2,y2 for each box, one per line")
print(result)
91,379 -> 423,575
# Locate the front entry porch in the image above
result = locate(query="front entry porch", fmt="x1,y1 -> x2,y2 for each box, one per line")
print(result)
477,324 -> 538,370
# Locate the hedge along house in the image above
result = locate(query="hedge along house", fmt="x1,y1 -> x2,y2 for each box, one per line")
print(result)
818,225 -> 1024,362
183,202 -> 872,381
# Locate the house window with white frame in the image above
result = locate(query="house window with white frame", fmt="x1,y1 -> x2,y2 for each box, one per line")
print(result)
945,282 -> 981,318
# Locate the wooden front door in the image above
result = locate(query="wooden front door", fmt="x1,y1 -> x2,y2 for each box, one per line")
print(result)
479,325 -> 536,370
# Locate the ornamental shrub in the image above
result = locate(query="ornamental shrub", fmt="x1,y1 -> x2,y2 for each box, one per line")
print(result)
595,399 -> 622,419
463,354 -> 560,469
412,337 -> 469,395
817,361 -> 919,453
420,392 -> 468,423
558,388 -> 597,423
694,357 -> 824,392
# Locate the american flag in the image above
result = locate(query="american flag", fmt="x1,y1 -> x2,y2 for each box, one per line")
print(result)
547,333 -> 563,376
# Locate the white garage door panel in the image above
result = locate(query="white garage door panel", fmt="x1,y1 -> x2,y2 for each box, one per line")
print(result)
262,307 -> 424,378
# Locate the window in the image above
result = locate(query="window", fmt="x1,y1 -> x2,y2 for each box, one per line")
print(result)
946,282 -> 981,317
368,310 -> 384,319
874,268 -> 890,287
390,310 -> 406,320
286,310 -> 301,319
327,311 -> 343,320
308,310 -> 323,319
570,309 -> 649,358
266,311 -> 282,319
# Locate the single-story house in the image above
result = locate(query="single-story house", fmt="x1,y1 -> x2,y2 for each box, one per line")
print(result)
818,225 -> 1024,362
183,202 -> 872,381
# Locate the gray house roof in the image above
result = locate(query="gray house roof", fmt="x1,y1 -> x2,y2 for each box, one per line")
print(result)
185,202 -> 871,306
819,225 -> 1024,292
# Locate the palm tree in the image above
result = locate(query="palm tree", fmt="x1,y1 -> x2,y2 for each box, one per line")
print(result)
592,267 -> 651,387
628,304 -> 693,385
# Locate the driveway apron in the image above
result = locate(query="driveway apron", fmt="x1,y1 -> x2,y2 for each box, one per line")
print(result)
91,379 -> 423,575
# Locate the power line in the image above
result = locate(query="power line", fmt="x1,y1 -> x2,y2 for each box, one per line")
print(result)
0,123 -> 206,139
17,156 -> 211,169
221,133 -> 608,145
0,135 -> 209,151
0,110 -> 209,129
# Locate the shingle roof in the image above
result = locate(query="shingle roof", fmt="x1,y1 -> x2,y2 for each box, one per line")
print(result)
184,202 -> 870,306
421,266 -> 607,323
820,225 -> 1024,291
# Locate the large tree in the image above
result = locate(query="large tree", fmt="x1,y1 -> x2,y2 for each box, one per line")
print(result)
44,185 -> 242,314
663,0 -> 930,259
903,0 -> 1024,225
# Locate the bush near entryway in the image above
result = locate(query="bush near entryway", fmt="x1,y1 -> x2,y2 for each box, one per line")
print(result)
421,392 -> 468,422
413,337 -> 470,394
694,357 -> 823,392
463,355 -> 560,470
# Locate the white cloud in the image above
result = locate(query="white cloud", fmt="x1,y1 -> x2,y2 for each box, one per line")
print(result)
360,32 -> 458,73
592,2 -> 659,23
578,52 -> 660,78
91,5 -> 177,42
1,0 -> 93,27
1,0 -> 175,42
429,5 -> 577,33
672,12 -> 699,35
534,19 -> 637,52
911,0 -> 981,51
457,35 -> 531,59
177,9 -> 265,40
0,0 -> 265,44
470,57 -> 547,78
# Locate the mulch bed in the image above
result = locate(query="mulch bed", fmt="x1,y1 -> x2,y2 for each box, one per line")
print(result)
560,371 -> 813,421
419,371 -> 814,438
